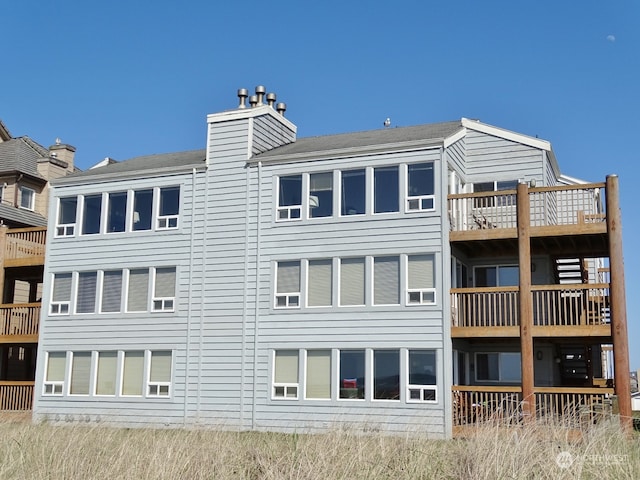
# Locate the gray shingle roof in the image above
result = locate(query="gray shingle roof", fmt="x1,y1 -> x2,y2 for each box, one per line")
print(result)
0,203 -> 47,227
254,120 -> 463,159
0,137 -> 48,179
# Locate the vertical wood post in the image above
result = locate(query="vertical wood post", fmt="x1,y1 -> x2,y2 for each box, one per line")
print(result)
605,175 -> 632,432
0,226 -> 6,306
517,182 -> 535,421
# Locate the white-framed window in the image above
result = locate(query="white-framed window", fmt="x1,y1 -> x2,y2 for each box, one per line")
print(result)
276,175 -> 302,221
473,180 -> 518,207
407,254 -> 436,305
50,272 -> 72,315
121,351 -> 144,396
82,194 -> 103,235
19,186 -> 35,210
340,169 -> 366,216
305,350 -> 331,400
309,172 -> 333,218
339,349 -> 365,399
152,267 -> 176,312
127,268 -> 150,312
56,197 -> 77,236
374,166 -> 399,213
95,351 -> 117,396
339,257 -> 365,306
307,259 -> 332,307
157,186 -> 180,229
101,270 -> 123,313
132,189 -> 153,231
373,256 -> 400,305
43,352 -> 66,395
407,349 -> 437,403
373,350 -> 400,401
272,350 -> 299,399
475,352 -> 521,382
69,351 -> 91,395
106,191 -> 127,233
147,351 -> 172,397
275,261 -> 300,308
407,162 -> 435,212
76,271 -> 98,314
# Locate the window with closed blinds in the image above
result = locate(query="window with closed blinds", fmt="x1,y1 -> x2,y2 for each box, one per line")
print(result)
374,256 -> 400,305
150,351 -> 172,382
46,352 -> 66,381
308,259 -> 332,307
122,351 -> 144,395
408,255 -> 434,289
340,258 -> 365,305
52,273 -> 72,302
274,350 -> 298,384
127,269 -> 149,312
101,270 -> 123,312
276,261 -> 300,294
96,352 -> 117,395
154,267 -> 176,297
76,272 -> 97,313
306,350 -> 331,399
70,352 -> 91,395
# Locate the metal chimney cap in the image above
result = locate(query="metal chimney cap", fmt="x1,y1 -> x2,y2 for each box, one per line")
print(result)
237,88 -> 249,109
276,102 -> 287,116
255,85 -> 266,94
249,95 -> 258,107
266,93 -> 277,107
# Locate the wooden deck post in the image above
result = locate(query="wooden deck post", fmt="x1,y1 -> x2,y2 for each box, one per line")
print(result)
517,182 -> 535,421
0,225 -> 6,304
605,175 -> 632,432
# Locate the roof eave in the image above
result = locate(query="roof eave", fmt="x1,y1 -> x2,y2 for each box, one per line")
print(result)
52,163 -> 207,187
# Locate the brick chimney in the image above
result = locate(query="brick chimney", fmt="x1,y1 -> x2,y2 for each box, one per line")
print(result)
49,138 -> 76,173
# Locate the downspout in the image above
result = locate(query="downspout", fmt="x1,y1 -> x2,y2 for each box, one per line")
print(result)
251,160 -> 262,430
240,165 -> 250,428
14,173 -> 23,206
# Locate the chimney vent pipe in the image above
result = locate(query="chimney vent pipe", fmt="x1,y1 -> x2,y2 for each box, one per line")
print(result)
249,95 -> 258,108
276,102 -> 287,116
266,92 -> 277,107
255,85 -> 266,105
237,88 -> 248,109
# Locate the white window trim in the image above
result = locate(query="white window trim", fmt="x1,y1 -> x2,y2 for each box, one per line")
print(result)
19,186 -> 35,211
93,351 -> 117,397
337,349 -> 366,401
271,350 -> 300,400
68,351 -> 92,396
371,349 -> 401,402
150,267 -> 176,313
50,273 -> 72,316
407,288 -> 437,305
274,261 -> 301,309
405,162 -> 436,213
338,168 -> 368,218
155,186 -> 181,230
275,175 -> 303,222
42,352 -> 66,396
405,350 -> 438,404
55,197 -> 77,237
146,351 -> 172,398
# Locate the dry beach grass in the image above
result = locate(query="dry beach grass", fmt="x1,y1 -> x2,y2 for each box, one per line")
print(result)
0,416 -> 638,479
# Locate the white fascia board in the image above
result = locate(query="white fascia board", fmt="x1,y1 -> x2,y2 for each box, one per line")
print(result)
207,105 -> 297,133
461,118 -> 551,151
443,127 -> 466,148
558,173 -> 590,185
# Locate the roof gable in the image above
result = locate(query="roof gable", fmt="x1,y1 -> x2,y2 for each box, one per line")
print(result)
0,137 -> 48,179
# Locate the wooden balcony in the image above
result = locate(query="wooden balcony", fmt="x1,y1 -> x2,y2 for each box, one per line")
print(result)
448,183 -> 608,257
451,284 -> 611,338
0,381 -> 34,411
452,385 -> 613,431
2,227 -> 47,267
0,303 -> 40,342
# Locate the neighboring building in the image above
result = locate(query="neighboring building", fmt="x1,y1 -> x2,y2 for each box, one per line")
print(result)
0,120 -> 75,411
32,88 -> 630,436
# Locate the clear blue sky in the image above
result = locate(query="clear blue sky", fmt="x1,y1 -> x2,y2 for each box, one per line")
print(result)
2,1 -> 639,369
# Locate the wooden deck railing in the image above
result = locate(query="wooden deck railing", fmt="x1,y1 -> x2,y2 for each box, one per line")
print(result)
452,386 -> 613,427
0,381 -> 34,410
451,284 -> 610,328
4,227 -> 46,261
448,183 -> 605,232
0,303 -> 41,336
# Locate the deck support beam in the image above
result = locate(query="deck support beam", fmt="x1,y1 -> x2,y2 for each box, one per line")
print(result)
605,175 -> 632,432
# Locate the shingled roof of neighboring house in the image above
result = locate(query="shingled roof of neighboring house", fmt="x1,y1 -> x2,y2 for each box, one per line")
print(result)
0,203 -> 47,227
0,136 -> 49,180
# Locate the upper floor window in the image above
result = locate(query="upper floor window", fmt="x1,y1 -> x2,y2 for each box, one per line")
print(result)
473,180 -> 518,207
152,267 -> 176,312
56,197 -> 77,237
309,172 -> 333,218
275,261 -> 300,308
50,273 -> 72,315
277,175 -> 302,221
407,163 -> 435,211
340,169 -> 366,216
82,194 -> 102,235
133,189 -> 153,231
107,192 -> 127,233
19,186 -> 35,210
373,256 -> 400,305
157,187 -> 180,229
76,271 -> 98,314
374,166 -> 399,213
407,254 -> 436,305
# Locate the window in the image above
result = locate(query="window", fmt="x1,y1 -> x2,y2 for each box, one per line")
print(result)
407,350 -> 437,402
82,194 -> 102,234
127,269 -> 149,312
277,175 -> 302,220
407,254 -> 436,305
275,261 -> 300,308
407,163 -> 435,211
373,256 -> 400,305
374,166 -> 399,213
340,257 -> 365,306
43,352 -> 66,395
157,186 -> 180,229
76,271 -> 97,313
307,259 -> 332,307
101,270 -> 123,313
95,352 -> 117,395
339,350 -> 365,399
374,350 -> 400,400
69,352 -> 91,395
50,273 -> 72,315
305,350 -> 331,399
152,267 -> 176,312
475,265 -> 519,287
473,180 -> 518,207
107,192 -> 127,233
148,351 -> 172,397
273,350 -> 299,399
340,169 -> 365,216
476,352 -> 521,382
133,189 -> 153,231
121,351 -> 144,396
56,197 -> 77,236
19,186 -> 35,210
309,172 -> 333,218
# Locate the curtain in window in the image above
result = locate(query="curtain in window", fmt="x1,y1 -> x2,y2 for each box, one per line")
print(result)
122,351 -> 144,395
52,273 -> 72,302
70,352 -> 91,394
76,272 -> 97,313
150,351 -> 172,382
154,267 -> 176,297
340,258 -> 365,305
46,352 -> 66,381
96,352 -> 117,395
277,261 -> 300,294
127,269 -> 149,311
374,256 -> 399,305
274,350 -> 298,384
408,254 -> 435,289
101,270 -> 123,312
306,350 -> 331,399
308,259 -> 331,306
